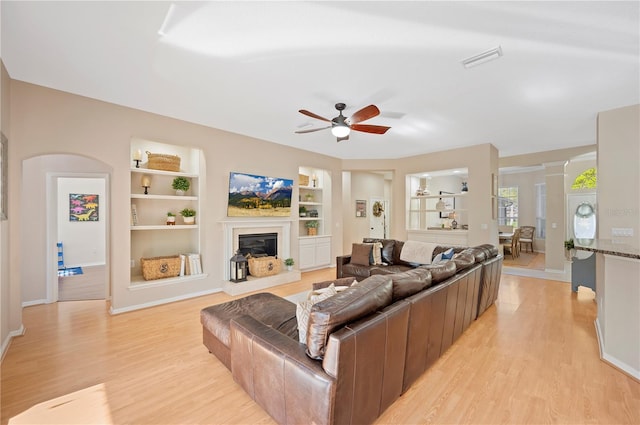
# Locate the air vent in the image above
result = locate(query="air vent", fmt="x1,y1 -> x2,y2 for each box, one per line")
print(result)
462,46 -> 503,68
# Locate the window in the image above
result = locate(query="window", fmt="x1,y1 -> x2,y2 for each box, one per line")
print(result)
498,186 -> 518,227
535,183 -> 546,239
572,167 -> 597,189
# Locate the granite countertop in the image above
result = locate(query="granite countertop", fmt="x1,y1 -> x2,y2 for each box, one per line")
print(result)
574,239 -> 640,260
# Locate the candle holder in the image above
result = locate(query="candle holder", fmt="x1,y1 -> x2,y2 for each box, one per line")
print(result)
141,175 -> 151,195
132,149 -> 143,168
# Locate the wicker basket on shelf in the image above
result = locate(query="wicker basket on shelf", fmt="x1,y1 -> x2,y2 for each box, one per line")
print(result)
298,174 -> 310,187
248,256 -> 281,277
140,255 -> 181,280
146,151 -> 181,172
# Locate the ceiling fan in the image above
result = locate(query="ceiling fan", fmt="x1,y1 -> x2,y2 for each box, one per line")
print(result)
295,103 -> 391,142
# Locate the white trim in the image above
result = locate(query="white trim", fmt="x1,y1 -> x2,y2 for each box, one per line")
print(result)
601,352 -> 640,381
22,299 -> 49,307
109,287 -> 222,315
594,318 -> 604,359
1,325 -> 25,361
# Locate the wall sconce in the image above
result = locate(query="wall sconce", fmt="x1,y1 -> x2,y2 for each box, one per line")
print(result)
312,174 -> 317,188
141,175 -> 151,195
133,149 -> 142,168
230,249 -> 248,282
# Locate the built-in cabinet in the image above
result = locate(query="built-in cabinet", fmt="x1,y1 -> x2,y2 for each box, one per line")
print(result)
130,139 -> 205,286
298,166 -> 331,270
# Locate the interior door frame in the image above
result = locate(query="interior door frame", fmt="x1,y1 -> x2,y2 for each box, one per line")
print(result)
46,172 -> 110,303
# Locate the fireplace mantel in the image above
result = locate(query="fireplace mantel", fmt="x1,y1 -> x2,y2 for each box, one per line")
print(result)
220,219 -> 300,295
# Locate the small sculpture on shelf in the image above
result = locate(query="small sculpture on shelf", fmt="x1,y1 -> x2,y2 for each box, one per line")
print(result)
461,182 -> 468,192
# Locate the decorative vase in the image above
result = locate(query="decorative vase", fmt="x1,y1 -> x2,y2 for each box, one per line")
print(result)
451,219 -> 458,229
166,216 -> 176,225
286,265 -> 293,271
183,216 -> 195,225
176,189 -> 185,196
307,227 -> 317,236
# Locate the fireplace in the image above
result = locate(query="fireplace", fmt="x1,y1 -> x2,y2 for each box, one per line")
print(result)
221,220 -> 298,293
238,233 -> 278,258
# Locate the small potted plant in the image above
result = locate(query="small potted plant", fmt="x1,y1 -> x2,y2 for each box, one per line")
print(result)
304,193 -> 314,202
180,208 -> 196,224
166,211 -> 176,225
564,238 -> 575,261
172,176 -> 190,195
305,220 -> 319,236
299,206 -> 307,217
284,257 -> 295,271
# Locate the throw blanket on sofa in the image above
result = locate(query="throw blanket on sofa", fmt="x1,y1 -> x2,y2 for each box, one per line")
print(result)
400,241 -> 437,264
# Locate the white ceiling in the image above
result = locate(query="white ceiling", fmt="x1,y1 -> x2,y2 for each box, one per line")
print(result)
1,1 -> 638,160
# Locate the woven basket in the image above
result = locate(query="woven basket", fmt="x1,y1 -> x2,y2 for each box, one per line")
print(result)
248,256 -> 282,277
298,174 -> 309,187
146,151 -> 181,172
140,255 -> 181,280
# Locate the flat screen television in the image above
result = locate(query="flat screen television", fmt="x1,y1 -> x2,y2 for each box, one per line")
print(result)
227,172 -> 293,217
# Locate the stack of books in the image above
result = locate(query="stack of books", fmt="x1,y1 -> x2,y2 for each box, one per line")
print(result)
179,253 -> 202,276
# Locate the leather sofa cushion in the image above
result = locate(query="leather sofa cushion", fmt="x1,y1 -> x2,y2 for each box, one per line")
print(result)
452,252 -> 476,272
369,265 -> 414,276
388,267 -> 433,301
200,292 -> 298,347
351,243 -> 373,266
312,276 -> 357,291
342,263 -> 375,280
420,260 -> 457,283
306,274 -> 393,359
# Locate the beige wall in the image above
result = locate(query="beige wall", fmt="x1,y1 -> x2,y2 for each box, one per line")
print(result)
344,143 -> 500,248
1,60 -> 15,356
597,105 -> 640,246
341,171 -> 386,252
8,81 -> 344,314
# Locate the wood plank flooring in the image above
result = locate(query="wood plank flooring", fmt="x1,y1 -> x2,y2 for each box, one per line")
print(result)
58,265 -> 107,301
2,269 -> 639,424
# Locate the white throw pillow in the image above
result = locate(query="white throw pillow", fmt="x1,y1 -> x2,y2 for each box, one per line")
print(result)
297,284 -> 338,344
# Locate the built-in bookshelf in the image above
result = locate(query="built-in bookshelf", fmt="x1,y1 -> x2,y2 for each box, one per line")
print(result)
129,139 -> 205,285
298,167 -> 331,270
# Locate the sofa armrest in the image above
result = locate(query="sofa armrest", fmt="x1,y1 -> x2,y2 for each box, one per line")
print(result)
230,315 -> 335,425
336,255 -> 352,278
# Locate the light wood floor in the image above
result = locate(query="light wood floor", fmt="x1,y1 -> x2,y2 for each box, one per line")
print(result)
58,265 -> 107,301
2,269 -> 639,424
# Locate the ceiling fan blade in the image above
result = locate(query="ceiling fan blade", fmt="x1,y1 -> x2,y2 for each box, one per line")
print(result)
349,104 -> 380,124
298,109 -> 332,123
295,125 -> 332,134
337,135 -> 349,142
350,124 -> 391,134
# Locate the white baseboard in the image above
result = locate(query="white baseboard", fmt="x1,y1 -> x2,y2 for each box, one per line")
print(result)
22,299 -> 48,307
1,324 -> 25,362
109,287 -> 222,315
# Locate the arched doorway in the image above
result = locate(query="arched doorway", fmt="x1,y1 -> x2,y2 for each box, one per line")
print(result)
21,154 -> 111,305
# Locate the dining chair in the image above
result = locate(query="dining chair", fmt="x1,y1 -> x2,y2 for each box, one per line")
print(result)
519,226 -> 535,253
502,227 -> 520,259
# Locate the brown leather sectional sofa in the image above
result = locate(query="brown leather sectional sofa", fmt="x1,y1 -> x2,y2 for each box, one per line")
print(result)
200,242 -> 502,425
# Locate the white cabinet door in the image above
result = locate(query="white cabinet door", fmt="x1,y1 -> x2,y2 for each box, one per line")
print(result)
299,236 -> 332,270
299,239 -> 316,269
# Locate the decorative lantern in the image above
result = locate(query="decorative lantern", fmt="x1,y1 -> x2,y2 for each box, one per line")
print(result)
230,249 -> 248,282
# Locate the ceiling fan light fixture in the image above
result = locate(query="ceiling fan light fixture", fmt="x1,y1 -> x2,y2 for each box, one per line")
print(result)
462,46 -> 503,68
331,124 -> 350,138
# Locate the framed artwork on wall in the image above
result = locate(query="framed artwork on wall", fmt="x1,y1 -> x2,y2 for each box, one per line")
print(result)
69,194 -> 99,221
355,200 -> 366,217
0,133 -> 7,220
439,191 -> 455,218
